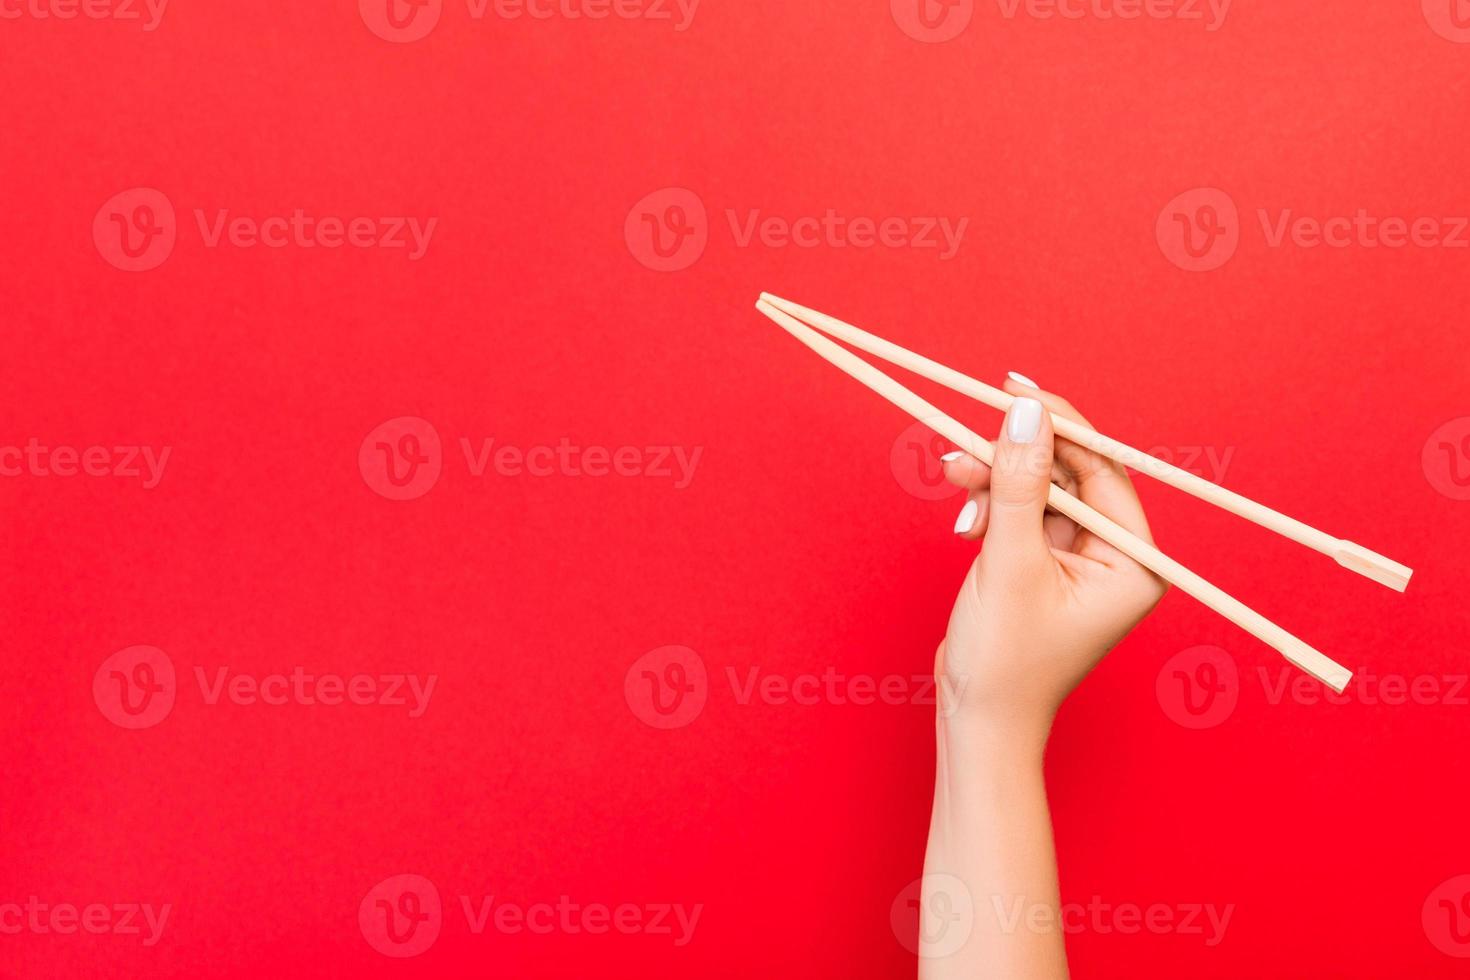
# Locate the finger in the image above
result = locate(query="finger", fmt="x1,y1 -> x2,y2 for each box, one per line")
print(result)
946,438 -> 1078,548
1002,374 -> 1155,545
939,450 -> 992,492
981,395 -> 1055,572
951,491 -> 989,541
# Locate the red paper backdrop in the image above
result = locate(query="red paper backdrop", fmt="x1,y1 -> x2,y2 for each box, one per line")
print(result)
3,2 -> 1468,977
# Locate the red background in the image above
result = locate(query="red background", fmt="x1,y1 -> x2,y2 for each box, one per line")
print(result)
3,1 -> 1468,976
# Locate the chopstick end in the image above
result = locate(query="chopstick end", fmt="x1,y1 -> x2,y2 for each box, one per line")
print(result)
1334,541 -> 1413,593
1321,663 -> 1353,695
1279,638 -> 1353,694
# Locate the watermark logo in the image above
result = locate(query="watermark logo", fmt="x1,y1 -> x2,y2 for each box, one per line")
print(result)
473,0 -> 698,28
991,895 -> 1233,946
890,420 -> 963,502
0,0 -> 168,30
0,439 -> 171,489
194,667 -> 436,716
1258,209 -> 1469,249
995,0 -> 1230,30
625,648 -> 967,728
1161,649 -> 1467,723
360,417 -> 444,501
360,418 -> 703,499
1423,0 -> 1470,43
1156,645 -> 1238,729
891,0 -> 974,42
362,0 -> 698,41
890,874 -> 975,959
360,874 -> 443,957
461,894 -> 701,944
93,646 -> 176,730
727,209 -> 967,258
1423,416 -> 1470,501
360,0 -> 443,41
95,189 -> 437,270
192,210 -> 437,256
96,651 -> 436,721
360,881 -> 702,948
726,666 -> 965,713
1259,666 -> 1468,707
626,187 -> 969,270
1157,187 -> 1238,272
887,421 -> 1235,498
460,437 -> 701,486
624,645 -> 708,729
94,187 -> 176,272
0,899 -> 171,946
1163,187 -> 1470,269
625,187 -> 708,272
1424,875 -> 1470,957
1123,444 -> 1236,485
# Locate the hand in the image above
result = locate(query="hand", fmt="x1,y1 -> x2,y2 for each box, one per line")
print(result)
935,377 -> 1168,740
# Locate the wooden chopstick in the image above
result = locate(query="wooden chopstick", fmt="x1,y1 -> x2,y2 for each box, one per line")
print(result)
761,292 -> 1412,594
756,298 -> 1354,693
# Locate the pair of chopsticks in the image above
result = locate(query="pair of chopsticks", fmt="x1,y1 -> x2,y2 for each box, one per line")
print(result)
756,292 -> 1414,694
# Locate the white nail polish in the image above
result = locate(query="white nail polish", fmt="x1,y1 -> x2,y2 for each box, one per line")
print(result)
953,499 -> 979,534
1007,397 -> 1043,443
940,450 -> 964,462
1007,371 -> 1039,389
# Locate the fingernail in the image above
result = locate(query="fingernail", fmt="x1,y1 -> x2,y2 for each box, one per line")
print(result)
940,450 -> 964,462
1007,397 -> 1043,443
953,499 -> 979,534
1007,371 -> 1039,389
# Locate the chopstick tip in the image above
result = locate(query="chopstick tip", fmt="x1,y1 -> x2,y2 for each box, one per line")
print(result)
1323,664 -> 1353,695
1333,541 -> 1413,592
1278,636 -> 1353,695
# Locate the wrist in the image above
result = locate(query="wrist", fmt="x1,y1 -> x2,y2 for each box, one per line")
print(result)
938,705 -> 1052,770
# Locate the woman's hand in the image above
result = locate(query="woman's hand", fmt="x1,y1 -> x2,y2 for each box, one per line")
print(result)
936,376 -> 1168,741
918,376 -> 1168,979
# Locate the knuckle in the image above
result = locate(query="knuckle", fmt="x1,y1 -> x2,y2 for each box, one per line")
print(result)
989,483 -> 1041,509
1056,442 -> 1093,475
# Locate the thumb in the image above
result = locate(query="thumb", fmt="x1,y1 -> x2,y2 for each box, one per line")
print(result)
983,396 -> 1054,569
